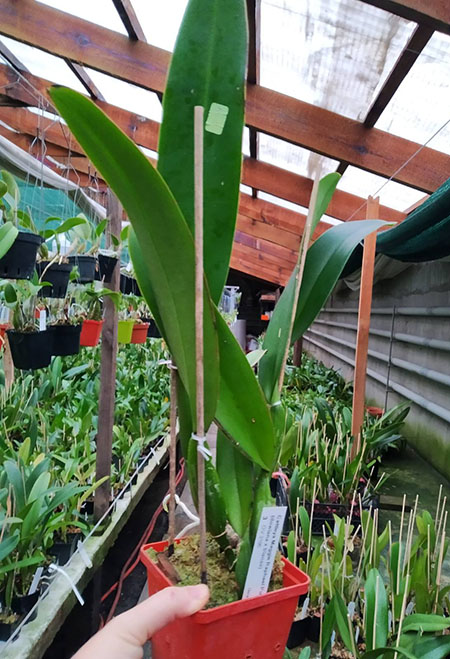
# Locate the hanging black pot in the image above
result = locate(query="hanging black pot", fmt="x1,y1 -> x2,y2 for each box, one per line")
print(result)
6,329 -> 53,370
67,255 -> 97,283
120,273 -> 134,294
0,231 -> 43,280
96,253 -> 118,283
36,261 -> 72,298
48,532 -> 79,566
131,278 -> 141,296
50,324 -> 82,356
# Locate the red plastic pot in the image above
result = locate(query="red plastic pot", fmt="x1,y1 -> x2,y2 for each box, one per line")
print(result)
80,319 -> 103,347
140,539 -> 310,659
131,322 -> 149,344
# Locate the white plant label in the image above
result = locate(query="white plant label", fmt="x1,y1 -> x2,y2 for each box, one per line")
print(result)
242,506 -> 287,600
39,309 -> 46,331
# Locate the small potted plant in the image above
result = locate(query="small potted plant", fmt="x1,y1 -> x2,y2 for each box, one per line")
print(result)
96,225 -> 129,283
1,275 -> 53,369
76,283 -> 121,346
128,294 -> 150,344
117,294 -> 134,344
66,216 -> 109,283
0,170 -> 43,279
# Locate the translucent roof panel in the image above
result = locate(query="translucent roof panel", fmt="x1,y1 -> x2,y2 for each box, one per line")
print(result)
260,0 -> 414,121
259,133 -> 339,179
0,37 -> 86,93
37,0 -> 127,35
83,68 -> 163,123
374,32 -> 450,155
338,166 -> 426,215
132,0 -> 188,51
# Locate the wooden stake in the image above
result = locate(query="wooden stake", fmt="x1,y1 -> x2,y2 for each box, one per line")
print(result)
94,190 -> 121,523
167,365 -> 177,556
3,331 -> 14,391
350,196 -> 379,460
194,105 -> 207,584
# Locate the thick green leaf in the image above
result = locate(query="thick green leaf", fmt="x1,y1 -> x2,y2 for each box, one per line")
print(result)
286,530 -> 295,563
0,221 -> 18,260
246,349 -> 266,368
50,86 -> 220,428
361,648 -> 415,659
401,613 -> 450,633
333,592 -> 357,655
216,429 -> 253,536
235,528 -> 252,594
311,173 -> 341,232
214,310 -> 276,471
289,466 -> 300,513
292,220 -> 386,342
0,533 -> 19,561
409,634 -> 450,659
158,0 -> 247,304
365,568 -> 388,650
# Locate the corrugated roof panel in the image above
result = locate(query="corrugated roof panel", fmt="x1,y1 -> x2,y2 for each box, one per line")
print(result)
259,133 -> 339,179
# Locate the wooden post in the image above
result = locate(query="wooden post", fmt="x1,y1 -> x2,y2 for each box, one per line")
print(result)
194,105 -> 207,584
94,191 -> 122,522
293,337 -> 303,367
350,196 -> 379,460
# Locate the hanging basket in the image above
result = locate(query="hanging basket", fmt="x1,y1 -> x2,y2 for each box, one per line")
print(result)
131,322 -> 149,344
144,318 -> 162,339
6,329 -> 53,370
67,255 -> 97,283
50,324 -> 82,356
120,273 -> 134,294
80,319 -> 103,347
36,261 -> 72,298
0,231 -> 43,280
118,319 -> 134,344
140,539 -> 310,659
96,253 -> 118,283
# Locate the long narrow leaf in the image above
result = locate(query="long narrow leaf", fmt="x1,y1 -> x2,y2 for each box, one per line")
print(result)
216,429 -> 253,536
49,86 -> 220,427
0,221 -> 18,260
158,0 -> 247,304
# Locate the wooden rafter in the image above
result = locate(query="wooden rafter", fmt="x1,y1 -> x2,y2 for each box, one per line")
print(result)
364,25 -> 434,128
246,0 -> 261,199
0,39 -> 29,72
357,0 -> 450,35
0,0 -> 448,192
0,74 -> 406,224
64,61 -> 106,101
112,0 -> 146,41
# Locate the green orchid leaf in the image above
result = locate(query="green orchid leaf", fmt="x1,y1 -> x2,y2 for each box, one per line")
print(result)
292,220 -> 386,342
49,86 -> 220,429
409,634 -> 450,659
361,648 -> 416,659
0,221 -> 18,260
158,0 -> 247,304
217,428 -> 253,537
246,349 -> 267,368
286,530 -> 295,564
365,568 -> 388,650
311,173 -> 341,232
0,533 -> 19,562
214,310 -> 276,471
401,613 -> 450,633
333,592 -> 357,656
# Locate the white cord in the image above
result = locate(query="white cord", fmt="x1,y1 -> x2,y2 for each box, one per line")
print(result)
191,433 -> 212,460
162,493 -> 200,539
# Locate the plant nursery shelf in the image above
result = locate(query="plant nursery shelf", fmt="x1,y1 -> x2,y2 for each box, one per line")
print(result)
1,436 -> 170,659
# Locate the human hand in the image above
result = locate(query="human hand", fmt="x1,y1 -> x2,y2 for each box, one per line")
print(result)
73,584 -> 209,659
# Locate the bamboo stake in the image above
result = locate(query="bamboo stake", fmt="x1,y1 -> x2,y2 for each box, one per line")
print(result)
394,574 -> 410,659
434,516 -> 447,613
294,497 -> 300,566
167,364 -> 177,556
277,174 -> 320,395
397,494 -> 406,596
434,484 -> 442,531
194,105 -> 207,584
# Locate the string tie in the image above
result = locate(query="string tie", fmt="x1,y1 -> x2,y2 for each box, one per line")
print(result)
191,433 -> 212,460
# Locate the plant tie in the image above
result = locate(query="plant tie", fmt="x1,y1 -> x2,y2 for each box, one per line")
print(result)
157,359 -> 178,370
48,563 -> 84,606
162,492 -> 200,538
191,432 -> 212,460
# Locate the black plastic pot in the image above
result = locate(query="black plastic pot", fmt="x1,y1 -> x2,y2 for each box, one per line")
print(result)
36,261 -> 72,298
286,617 -> 308,649
120,273 -> 134,294
6,329 -> 53,370
132,278 -> 141,296
49,533 -> 79,566
97,253 -> 118,283
0,616 -> 20,642
307,612 -> 322,642
68,255 -> 97,283
0,231 -> 43,280
50,324 -> 82,356
11,591 -> 40,623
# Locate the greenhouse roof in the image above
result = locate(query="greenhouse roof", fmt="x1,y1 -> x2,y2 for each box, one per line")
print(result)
0,0 -> 448,284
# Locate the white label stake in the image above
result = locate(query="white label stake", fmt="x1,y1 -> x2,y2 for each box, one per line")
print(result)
242,506 -> 287,599
39,309 -> 46,331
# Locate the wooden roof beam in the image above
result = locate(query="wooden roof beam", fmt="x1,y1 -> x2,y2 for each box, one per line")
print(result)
246,0 -> 261,199
0,98 -> 405,223
0,0 -> 447,192
64,61 -> 106,101
357,0 -> 450,35
364,24 -> 434,128
112,0 -> 147,41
